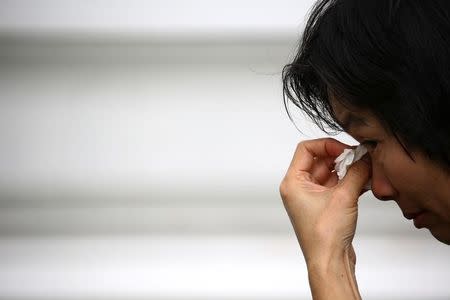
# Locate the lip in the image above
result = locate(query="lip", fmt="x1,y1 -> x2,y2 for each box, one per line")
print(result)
414,212 -> 430,229
403,210 -> 434,229
403,210 -> 426,220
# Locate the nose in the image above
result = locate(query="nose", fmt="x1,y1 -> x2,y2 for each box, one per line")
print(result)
370,163 -> 397,201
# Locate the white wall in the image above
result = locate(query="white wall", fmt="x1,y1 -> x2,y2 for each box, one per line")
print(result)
0,1 -> 449,299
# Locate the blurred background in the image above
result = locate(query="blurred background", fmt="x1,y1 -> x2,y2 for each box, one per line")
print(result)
0,0 -> 449,299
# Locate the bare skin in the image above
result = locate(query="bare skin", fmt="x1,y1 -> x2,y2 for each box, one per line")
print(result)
280,138 -> 370,299
330,99 -> 450,244
280,101 -> 450,299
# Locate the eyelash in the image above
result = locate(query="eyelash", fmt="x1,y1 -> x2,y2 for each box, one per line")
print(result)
362,140 -> 378,149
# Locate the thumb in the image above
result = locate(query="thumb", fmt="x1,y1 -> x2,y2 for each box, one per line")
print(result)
338,158 -> 371,201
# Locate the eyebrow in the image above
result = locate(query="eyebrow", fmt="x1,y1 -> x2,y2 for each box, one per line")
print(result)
338,113 -> 369,131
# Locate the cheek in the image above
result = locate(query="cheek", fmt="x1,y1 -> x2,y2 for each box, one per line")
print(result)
371,145 -> 412,188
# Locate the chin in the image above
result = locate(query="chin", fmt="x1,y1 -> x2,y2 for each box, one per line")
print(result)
430,227 -> 450,245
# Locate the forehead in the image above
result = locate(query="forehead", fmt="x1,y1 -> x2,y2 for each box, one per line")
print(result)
329,96 -> 372,131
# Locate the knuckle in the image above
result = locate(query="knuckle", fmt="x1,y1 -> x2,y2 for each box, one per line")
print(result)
279,178 -> 290,200
296,139 -> 311,150
279,176 -> 297,202
295,141 -> 305,152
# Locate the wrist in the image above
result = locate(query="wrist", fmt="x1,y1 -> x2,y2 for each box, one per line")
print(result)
305,243 -> 346,271
306,247 -> 361,300
306,251 -> 347,286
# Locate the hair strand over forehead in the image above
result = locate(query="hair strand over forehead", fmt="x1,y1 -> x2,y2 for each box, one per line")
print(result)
282,0 -> 450,169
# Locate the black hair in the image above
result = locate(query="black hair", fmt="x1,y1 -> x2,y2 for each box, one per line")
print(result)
283,0 -> 450,168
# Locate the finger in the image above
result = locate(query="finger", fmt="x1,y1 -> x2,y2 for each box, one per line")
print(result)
288,138 -> 349,174
337,158 -> 371,201
311,156 -> 337,184
323,171 -> 339,187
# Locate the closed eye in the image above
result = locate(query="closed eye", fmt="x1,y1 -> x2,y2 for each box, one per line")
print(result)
362,140 -> 378,150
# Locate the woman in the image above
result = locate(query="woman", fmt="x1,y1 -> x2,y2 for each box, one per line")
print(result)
280,0 -> 450,299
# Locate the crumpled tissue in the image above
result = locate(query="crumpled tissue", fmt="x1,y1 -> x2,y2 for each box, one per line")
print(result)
334,144 -> 371,189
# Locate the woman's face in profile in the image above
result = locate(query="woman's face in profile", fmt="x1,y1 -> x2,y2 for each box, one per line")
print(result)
330,99 -> 450,244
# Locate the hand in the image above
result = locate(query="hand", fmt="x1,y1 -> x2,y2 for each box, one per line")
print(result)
279,138 -> 371,268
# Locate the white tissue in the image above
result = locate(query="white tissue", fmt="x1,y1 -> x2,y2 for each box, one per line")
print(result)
334,145 -> 368,180
334,145 -> 371,190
